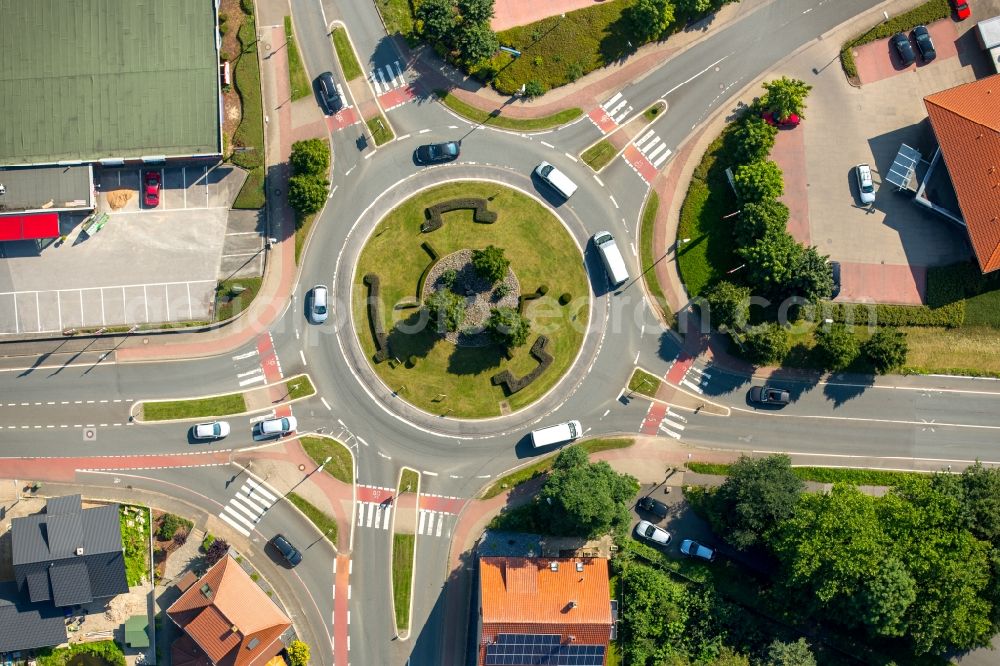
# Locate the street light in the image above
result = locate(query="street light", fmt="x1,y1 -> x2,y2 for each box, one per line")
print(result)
317,456 -> 333,472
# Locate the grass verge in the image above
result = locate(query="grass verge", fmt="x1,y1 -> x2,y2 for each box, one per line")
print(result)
295,213 -> 316,265
119,505 -> 150,586
638,192 -> 673,325
142,393 -> 246,420
435,90 -> 582,131
300,436 -> 354,484
231,11 -> 265,209
686,461 -> 932,486
367,114 -> 394,146
581,140 -> 616,171
288,492 -> 338,544
481,438 -> 634,498
376,0 -> 415,38
392,533 -> 415,630
285,375 -> 315,400
839,0 -> 950,79
627,368 -> 661,398
399,469 -> 419,494
331,28 -> 362,81
643,105 -> 663,122
215,276 -> 263,322
284,16 -> 310,100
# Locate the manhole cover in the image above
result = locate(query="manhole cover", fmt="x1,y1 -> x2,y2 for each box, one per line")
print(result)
298,464 -> 306,471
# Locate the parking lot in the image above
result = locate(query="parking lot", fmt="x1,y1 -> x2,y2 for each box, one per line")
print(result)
0,163 -> 253,333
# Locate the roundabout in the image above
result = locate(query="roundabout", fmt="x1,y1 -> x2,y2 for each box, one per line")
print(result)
350,180 -> 592,419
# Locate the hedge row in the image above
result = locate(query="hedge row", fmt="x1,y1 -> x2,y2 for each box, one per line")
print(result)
840,0 -> 950,78
802,300 -> 965,328
422,198 -> 498,232
517,284 -> 550,314
491,335 -> 553,394
415,241 -> 441,301
364,274 -> 390,362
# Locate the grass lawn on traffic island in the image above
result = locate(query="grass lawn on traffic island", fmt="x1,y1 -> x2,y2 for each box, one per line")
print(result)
352,182 -> 590,418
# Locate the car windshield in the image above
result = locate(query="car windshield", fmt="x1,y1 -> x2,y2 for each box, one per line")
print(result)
315,305 -> 327,315
862,182 -> 874,193
212,423 -> 221,436
642,525 -> 654,537
540,165 -> 553,177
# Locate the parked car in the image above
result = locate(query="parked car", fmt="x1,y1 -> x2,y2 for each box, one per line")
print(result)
253,416 -> 298,438
192,421 -> 230,440
891,32 -> 916,66
913,25 -> 936,61
749,385 -> 791,406
271,534 -> 302,567
316,71 -> 343,115
761,111 -> 800,128
635,520 -> 672,547
680,539 -> 716,562
855,163 -> 876,204
950,0 -> 971,20
414,141 -> 460,165
143,170 -> 161,207
309,284 -> 329,324
830,260 -> 842,299
637,496 -> 669,519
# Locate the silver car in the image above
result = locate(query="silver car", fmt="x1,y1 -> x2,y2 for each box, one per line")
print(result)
680,539 -> 716,562
309,285 -> 329,324
192,421 -> 230,440
855,164 -> 875,204
635,520 -> 672,547
253,416 -> 298,439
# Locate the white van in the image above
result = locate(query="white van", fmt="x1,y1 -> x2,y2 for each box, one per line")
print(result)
592,231 -> 629,287
534,161 -> 578,199
530,420 -> 582,448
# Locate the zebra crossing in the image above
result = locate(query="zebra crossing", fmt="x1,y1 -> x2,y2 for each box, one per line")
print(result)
218,477 -> 277,537
417,510 -> 454,539
633,130 -> 672,169
232,348 -> 265,387
357,500 -> 393,530
679,365 -> 710,394
369,61 -> 406,95
658,407 -> 687,440
601,92 -> 633,125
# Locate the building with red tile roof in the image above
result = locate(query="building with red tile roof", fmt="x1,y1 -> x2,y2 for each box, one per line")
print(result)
924,75 -> 1000,273
167,554 -> 291,666
478,556 -> 613,666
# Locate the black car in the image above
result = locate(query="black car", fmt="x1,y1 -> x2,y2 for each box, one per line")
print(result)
891,32 -> 916,66
912,25 -> 936,61
638,495 -> 669,519
271,534 -> 302,567
830,260 -> 841,299
414,141 -> 460,165
749,385 -> 791,407
316,71 -> 344,115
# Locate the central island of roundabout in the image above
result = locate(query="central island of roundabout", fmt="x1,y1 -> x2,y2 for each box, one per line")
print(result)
350,181 -> 591,419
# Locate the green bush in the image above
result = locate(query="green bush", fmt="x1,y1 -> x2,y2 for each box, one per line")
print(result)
36,640 -> 126,666
286,640 -> 310,666
840,0 -> 950,78
290,138 -> 331,177
814,323 -> 860,371
201,533 -> 216,552
241,0 -> 254,15
472,245 -> 510,283
158,513 -> 187,541
803,301 -> 965,328
559,292 -> 571,305
862,327 -> 908,374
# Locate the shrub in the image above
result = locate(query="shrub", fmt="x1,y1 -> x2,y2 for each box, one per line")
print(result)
286,640 -> 310,666
733,160 -> 784,202
733,198 -> 789,247
364,274 -> 390,362
415,241 -> 441,299
288,174 -> 329,217
814,323 -> 860,371
240,0 -> 254,15
523,80 -> 545,98
863,327 -> 908,374
802,300 -> 965,328
173,531 -> 188,546
729,114 -> 777,164
290,138 -> 331,177
559,292 -> 571,305
405,355 -> 417,368
204,538 -> 230,566
158,513 -> 183,541
219,22 -> 229,36
496,282 -> 512,298
426,290 -> 466,332
491,336 -> 553,393
201,533 -> 216,552
472,245 -> 510,283
740,322 -> 790,365
536,284 -> 549,295
704,280 -> 750,332
487,306 -> 530,347
423,198 -> 497,232
441,269 -> 458,288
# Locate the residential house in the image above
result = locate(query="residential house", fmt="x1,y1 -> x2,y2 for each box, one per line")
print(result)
478,556 -> 613,666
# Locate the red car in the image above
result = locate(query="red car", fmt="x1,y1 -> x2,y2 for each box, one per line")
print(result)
761,111 -> 800,128
143,170 -> 161,207
950,0 -> 971,20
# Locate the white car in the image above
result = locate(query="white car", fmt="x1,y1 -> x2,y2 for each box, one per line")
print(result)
253,416 -> 298,438
192,421 -> 230,440
680,539 -> 716,562
855,163 -> 875,204
635,520 -> 672,547
309,285 -> 329,324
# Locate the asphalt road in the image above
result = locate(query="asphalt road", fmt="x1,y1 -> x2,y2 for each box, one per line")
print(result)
6,0 -> 1000,664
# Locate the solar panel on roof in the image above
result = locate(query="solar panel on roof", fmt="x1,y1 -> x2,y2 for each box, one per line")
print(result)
486,634 -> 606,665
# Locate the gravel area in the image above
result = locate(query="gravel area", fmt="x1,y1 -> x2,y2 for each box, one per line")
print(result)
422,249 -> 520,347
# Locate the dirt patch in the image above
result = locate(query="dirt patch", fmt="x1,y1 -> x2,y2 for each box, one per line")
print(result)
219,0 -> 248,157
105,189 -> 133,210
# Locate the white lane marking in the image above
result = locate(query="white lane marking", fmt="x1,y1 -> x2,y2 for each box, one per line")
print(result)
653,149 -> 672,168
610,195 -> 618,208
418,510 -> 427,534
602,92 -> 622,109
540,140 -> 554,149
381,504 -> 392,529
422,470 -> 438,476
659,426 -> 682,440
245,477 -> 278,502
662,55 -> 729,98
321,397 -> 332,410
436,514 -> 444,537
564,152 -> 578,162
641,136 -> 661,155
219,511 -> 251,536
635,130 -> 655,148
607,99 -> 628,117
299,349 -> 307,366
397,133 -> 411,141
593,175 -> 604,187
681,379 -> 705,394
239,374 -> 266,387
357,436 -> 369,447
634,351 -> 640,363
418,128 -> 431,134
614,106 -> 632,123
647,143 -> 668,161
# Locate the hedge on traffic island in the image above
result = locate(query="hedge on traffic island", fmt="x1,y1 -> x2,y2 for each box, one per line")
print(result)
364,274 -> 390,363
491,335 -> 554,394
422,198 -> 497,233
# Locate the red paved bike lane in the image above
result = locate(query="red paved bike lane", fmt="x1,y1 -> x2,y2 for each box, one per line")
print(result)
0,451 -> 231,482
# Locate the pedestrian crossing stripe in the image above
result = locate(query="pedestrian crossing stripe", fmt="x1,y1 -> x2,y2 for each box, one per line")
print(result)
357,501 -> 392,530
417,510 -> 451,538
217,478 -> 279,537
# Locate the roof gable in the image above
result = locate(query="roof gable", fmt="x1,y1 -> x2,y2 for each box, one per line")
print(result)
480,557 -> 613,626
924,75 -> 1000,272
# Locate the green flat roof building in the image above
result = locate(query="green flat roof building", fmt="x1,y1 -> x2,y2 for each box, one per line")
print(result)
0,0 -> 222,166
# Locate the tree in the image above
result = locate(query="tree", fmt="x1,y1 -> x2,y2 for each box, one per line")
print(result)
523,80 -> 545,98
618,563 -> 689,665
862,327 -> 908,373
739,228 -> 802,295
856,557 -> 916,637
537,446 -> 640,538
741,322 -> 790,365
733,160 -> 784,202
704,281 -> 750,331
624,0 -> 675,43
487,306 -> 529,347
455,21 -> 498,63
289,138 -> 330,177
417,0 -> 456,42
674,0 -> 712,17
790,246 -> 833,301
457,0 -> 494,23
766,638 -> 816,666
730,114 -> 778,164
733,198 -> 789,247
814,323 -> 859,371
203,537 -> 230,566
471,245 -> 509,283
288,174 -> 329,217
762,76 -> 812,121
286,640 -> 310,666
426,290 -> 466,332
712,454 -> 803,550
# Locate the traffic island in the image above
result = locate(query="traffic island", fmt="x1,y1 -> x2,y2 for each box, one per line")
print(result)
133,373 -> 315,422
390,468 -> 420,638
351,182 -> 590,418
